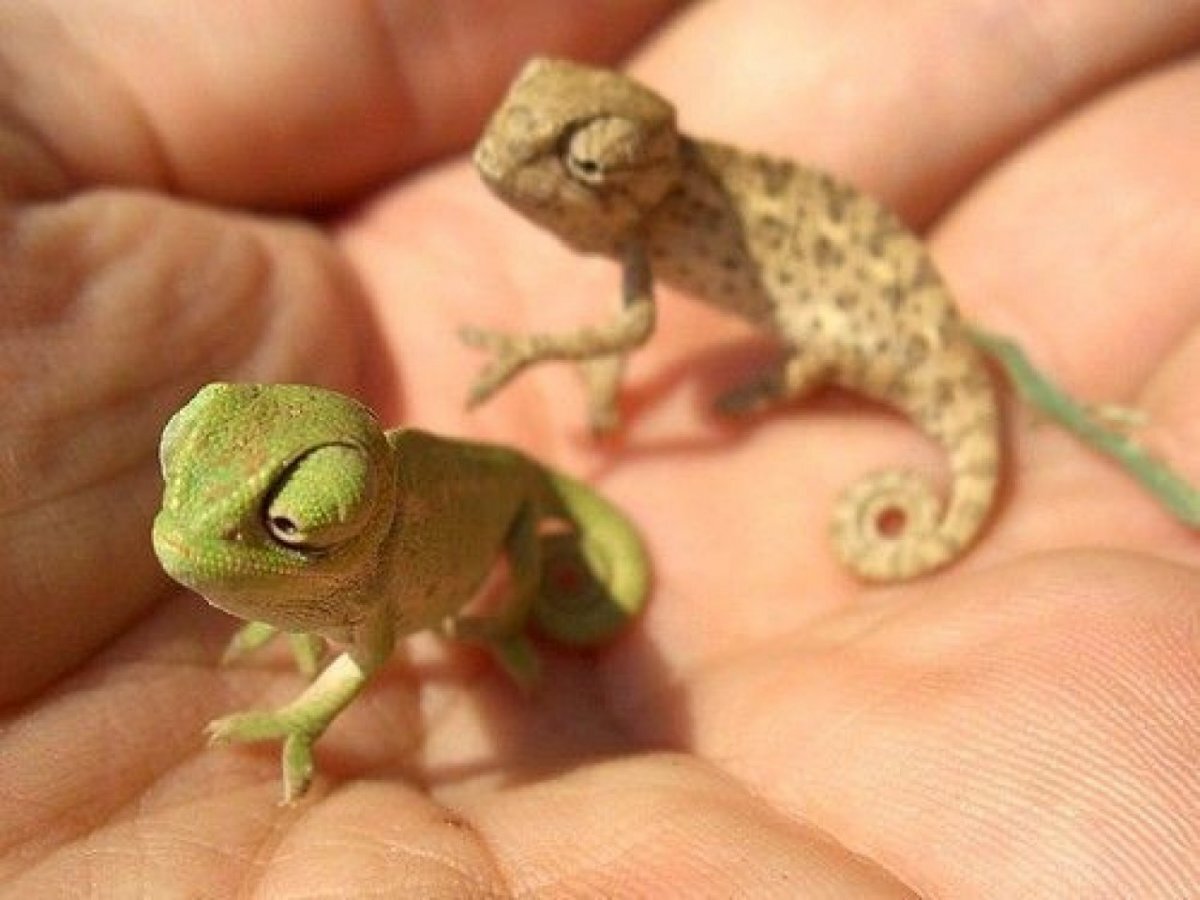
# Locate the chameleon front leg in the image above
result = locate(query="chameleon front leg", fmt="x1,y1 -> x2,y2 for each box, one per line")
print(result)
220,621 -> 328,678
461,241 -> 656,430
206,607 -> 395,803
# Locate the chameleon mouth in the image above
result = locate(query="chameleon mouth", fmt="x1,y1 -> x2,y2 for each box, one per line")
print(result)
150,520 -> 196,582
473,141 -> 506,186
152,515 -> 288,592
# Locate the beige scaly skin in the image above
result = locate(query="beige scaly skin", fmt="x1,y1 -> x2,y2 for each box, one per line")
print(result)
152,383 -> 648,802
464,57 -> 1000,583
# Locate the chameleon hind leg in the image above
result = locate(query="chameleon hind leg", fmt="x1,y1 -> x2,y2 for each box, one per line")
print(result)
713,350 -> 827,416
447,505 -> 543,690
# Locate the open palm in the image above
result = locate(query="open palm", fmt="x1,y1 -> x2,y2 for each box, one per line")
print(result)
3,3 -> 1197,896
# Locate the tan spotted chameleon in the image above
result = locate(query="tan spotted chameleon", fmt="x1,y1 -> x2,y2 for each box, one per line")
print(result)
462,56 -> 999,582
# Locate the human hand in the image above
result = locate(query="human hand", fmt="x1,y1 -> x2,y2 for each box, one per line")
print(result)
4,2 -> 1198,896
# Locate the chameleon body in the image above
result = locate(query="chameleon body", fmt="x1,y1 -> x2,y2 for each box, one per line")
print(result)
152,383 -> 647,801
465,57 -> 1001,582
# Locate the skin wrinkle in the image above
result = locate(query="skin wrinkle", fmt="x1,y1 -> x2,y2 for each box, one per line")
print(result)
964,4 -> 1200,209
11,5 -> 174,196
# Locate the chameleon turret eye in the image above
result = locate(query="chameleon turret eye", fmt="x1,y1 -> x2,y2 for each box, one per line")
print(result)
264,444 -> 375,551
562,116 -> 650,184
562,120 -> 609,184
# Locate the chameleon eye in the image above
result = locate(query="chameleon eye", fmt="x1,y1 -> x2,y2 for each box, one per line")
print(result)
264,444 -> 375,551
562,117 -> 625,185
564,142 -> 604,184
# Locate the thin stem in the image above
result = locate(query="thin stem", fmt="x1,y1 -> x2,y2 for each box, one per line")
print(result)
967,325 -> 1200,527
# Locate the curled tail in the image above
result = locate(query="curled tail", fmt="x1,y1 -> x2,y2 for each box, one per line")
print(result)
831,355 -> 1002,581
534,470 -> 650,645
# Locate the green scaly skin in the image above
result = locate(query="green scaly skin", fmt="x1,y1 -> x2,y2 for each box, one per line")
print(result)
152,383 -> 648,803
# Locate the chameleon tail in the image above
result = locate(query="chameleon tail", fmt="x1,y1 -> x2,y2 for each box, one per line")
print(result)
535,471 -> 650,645
831,355 -> 1001,581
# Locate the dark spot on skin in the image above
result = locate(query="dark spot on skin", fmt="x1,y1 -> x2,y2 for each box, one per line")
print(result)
834,291 -> 857,309
883,285 -> 905,309
825,189 -> 848,223
866,223 -> 894,256
909,256 -> 940,290
757,154 -> 794,196
936,380 -> 957,405
876,506 -> 906,537
906,334 -> 930,365
775,268 -> 794,286
720,255 -> 741,271
755,213 -> 788,248
812,236 -> 845,268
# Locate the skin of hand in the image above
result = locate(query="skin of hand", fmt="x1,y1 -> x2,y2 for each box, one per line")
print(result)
3,2 -> 1199,896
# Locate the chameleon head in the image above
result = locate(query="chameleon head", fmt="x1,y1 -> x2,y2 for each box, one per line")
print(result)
474,56 -> 681,256
152,383 -> 397,635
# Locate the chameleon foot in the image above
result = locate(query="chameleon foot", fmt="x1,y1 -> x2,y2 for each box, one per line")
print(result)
460,325 -> 535,407
580,355 -> 626,434
486,632 -> 541,692
444,616 -> 543,691
713,375 -> 780,417
206,710 -> 318,803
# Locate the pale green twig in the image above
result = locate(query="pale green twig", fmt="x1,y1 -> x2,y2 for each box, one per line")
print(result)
968,325 -> 1200,527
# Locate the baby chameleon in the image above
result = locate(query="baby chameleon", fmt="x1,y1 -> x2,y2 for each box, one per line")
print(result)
152,383 -> 647,802
464,57 -> 1001,582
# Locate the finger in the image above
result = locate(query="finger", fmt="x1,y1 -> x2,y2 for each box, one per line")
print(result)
667,552 -> 1200,895
638,1 -> 1200,222
937,57 -> 1200,395
0,191 -> 366,705
1,0 -> 682,207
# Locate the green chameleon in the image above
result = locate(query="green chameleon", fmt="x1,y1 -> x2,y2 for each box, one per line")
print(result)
152,383 -> 648,802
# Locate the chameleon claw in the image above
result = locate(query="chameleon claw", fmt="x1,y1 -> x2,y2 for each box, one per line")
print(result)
206,711 -> 320,802
205,709 -> 301,745
465,376 -> 501,409
459,324 -> 513,351
462,329 -> 536,407
280,733 -> 316,803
